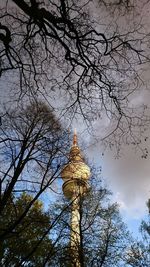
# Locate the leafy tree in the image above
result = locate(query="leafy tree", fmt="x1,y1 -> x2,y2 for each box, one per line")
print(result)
0,193 -> 52,267
0,100 -> 68,243
0,193 -> 53,267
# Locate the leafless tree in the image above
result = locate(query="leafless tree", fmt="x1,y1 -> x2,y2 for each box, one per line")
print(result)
49,171 -> 131,267
123,199 -> 150,267
0,0 -> 150,152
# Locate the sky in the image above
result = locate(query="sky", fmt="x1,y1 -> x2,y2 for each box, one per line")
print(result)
74,83 -> 150,236
88,0 -> 150,236
0,0 -> 150,239
92,145 -> 149,237
65,120 -> 149,238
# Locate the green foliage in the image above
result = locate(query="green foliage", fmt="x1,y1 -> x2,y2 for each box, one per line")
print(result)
0,193 -> 53,267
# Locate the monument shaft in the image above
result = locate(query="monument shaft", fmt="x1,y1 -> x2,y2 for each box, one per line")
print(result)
61,132 -> 90,266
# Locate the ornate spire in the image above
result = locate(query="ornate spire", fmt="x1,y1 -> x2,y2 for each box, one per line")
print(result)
73,128 -> 77,146
70,129 -> 83,162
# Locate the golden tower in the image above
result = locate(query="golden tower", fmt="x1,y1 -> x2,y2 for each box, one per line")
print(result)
61,130 -> 91,267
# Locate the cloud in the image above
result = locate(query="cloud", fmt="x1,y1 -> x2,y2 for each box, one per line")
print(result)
91,145 -> 150,219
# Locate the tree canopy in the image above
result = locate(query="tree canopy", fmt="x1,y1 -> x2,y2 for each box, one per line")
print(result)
0,100 -> 68,242
0,193 -> 53,267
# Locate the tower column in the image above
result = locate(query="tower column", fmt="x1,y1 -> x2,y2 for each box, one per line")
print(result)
61,132 -> 90,267
71,193 -> 81,267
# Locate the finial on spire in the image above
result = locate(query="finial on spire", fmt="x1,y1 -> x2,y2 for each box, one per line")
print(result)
73,128 -> 77,146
